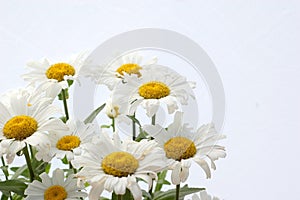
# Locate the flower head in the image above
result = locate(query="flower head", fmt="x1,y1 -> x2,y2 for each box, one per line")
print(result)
112,65 -> 195,117
23,52 -> 88,90
0,90 -> 68,163
46,119 -> 97,161
72,132 -> 167,200
82,52 -> 157,90
25,168 -> 87,200
143,112 -> 226,185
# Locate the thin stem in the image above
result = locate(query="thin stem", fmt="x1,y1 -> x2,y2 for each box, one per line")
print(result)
1,157 -> 13,200
132,113 -> 136,141
61,89 -> 69,121
151,114 -> 156,125
29,145 -> 34,159
117,195 -> 123,200
111,117 -> 116,132
1,157 -> 8,181
69,161 -> 77,174
23,145 -> 35,182
176,184 -> 180,200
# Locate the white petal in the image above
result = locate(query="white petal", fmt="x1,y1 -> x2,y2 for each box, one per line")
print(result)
89,181 -> 105,200
171,162 -> 181,185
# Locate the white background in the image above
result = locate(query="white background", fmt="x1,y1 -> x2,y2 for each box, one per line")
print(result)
0,0 -> 300,199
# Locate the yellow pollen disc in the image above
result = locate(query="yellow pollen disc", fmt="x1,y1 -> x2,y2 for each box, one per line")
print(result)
116,63 -> 142,77
3,115 -> 38,141
101,151 -> 139,177
138,81 -> 170,99
44,185 -> 67,200
46,63 -> 75,82
164,137 -> 197,161
56,135 -> 81,151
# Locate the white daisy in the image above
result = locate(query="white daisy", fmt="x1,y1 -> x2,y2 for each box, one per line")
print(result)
82,52 -> 157,90
2,83 -> 61,108
22,51 -> 88,90
45,119 -> 97,161
143,112 -> 226,185
112,65 -> 195,117
72,132 -> 167,200
0,91 -> 68,163
192,190 -> 220,200
24,168 -> 87,200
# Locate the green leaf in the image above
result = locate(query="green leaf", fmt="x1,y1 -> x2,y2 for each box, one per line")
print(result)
1,194 -> 8,200
99,197 -> 110,200
84,103 -> 106,124
67,79 -> 74,87
61,156 -> 69,165
12,194 -> 23,200
101,124 -> 112,129
0,180 -> 27,197
142,190 -> 153,199
135,129 -> 148,142
127,115 -> 142,127
0,166 -> 9,178
155,170 -> 169,192
153,184 -> 205,200
11,165 -> 28,180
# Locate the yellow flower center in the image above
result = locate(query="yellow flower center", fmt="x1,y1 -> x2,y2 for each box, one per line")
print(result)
44,185 -> 67,200
101,151 -> 139,177
138,81 -> 170,99
3,115 -> 38,141
56,135 -> 81,151
164,137 -> 197,161
46,63 -> 75,82
116,63 -> 142,77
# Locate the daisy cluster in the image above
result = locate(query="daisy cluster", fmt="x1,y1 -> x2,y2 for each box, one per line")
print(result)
0,52 -> 226,200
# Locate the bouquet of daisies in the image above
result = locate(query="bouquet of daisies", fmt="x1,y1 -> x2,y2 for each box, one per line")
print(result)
0,51 -> 226,200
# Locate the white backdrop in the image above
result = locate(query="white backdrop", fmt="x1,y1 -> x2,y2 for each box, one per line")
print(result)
0,0 -> 300,199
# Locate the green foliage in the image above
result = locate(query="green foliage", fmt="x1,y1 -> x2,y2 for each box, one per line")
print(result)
152,184 -> 205,200
84,103 -> 106,124
0,180 -> 27,197
154,170 -> 170,192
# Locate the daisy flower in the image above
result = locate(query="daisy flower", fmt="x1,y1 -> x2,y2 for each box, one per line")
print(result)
192,190 -> 220,200
72,132 -> 167,200
45,119 -> 97,161
143,112 -> 226,185
22,51 -> 88,90
24,168 -> 87,200
0,91 -> 68,163
112,65 -> 195,117
1,83 -> 61,108
82,52 -> 157,90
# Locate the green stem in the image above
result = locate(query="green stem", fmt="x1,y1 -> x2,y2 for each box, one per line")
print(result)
117,195 -> 123,200
151,114 -> 156,125
23,145 -> 35,182
111,117 -> 116,132
176,184 -> 180,200
29,145 -> 34,160
1,157 -> 12,200
132,113 -> 136,141
61,89 -> 69,121
1,156 -> 8,181
69,161 -> 77,174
